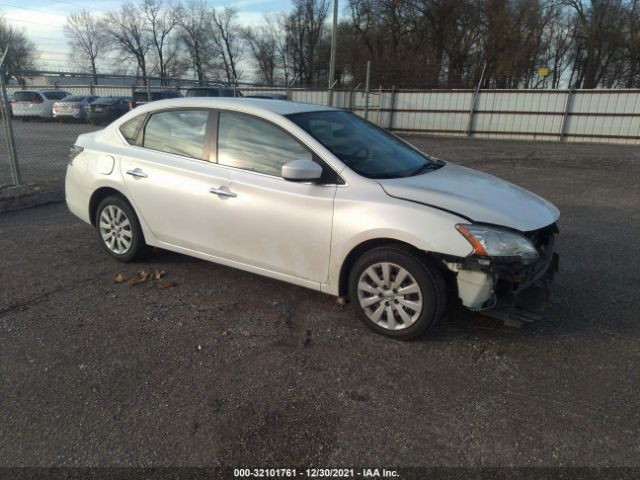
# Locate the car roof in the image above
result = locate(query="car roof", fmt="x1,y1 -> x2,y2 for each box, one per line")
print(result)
132,97 -> 336,116
14,89 -> 68,93
187,86 -> 231,90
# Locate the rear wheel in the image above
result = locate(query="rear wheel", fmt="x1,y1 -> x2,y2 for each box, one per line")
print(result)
348,246 -> 446,340
95,195 -> 146,262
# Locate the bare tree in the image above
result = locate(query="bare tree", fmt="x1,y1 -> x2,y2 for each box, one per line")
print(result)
142,0 -> 180,84
563,0 -> 626,88
179,0 -> 216,83
0,15 -> 37,81
286,0 -> 330,86
210,6 -> 243,84
243,25 -> 277,85
64,11 -> 108,83
103,3 -> 151,81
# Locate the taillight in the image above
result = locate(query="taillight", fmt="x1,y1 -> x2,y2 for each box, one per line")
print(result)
10,98 -> 16,104
68,145 -> 84,165
32,96 -> 43,104
128,100 -> 133,110
52,102 -> 59,109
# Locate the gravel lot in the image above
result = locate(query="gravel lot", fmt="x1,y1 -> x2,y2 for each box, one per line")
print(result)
1,124 -> 639,470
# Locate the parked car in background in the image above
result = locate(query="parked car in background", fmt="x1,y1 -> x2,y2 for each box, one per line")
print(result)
11,90 -> 71,120
87,96 -> 131,124
66,98 -> 560,340
52,95 -> 100,122
129,89 -> 182,110
244,93 -> 289,100
185,86 -> 237,97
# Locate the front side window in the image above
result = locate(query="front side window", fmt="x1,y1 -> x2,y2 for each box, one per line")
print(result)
217,111 -> 311,176
143,110 -> 208,159
287,110 -> 442,179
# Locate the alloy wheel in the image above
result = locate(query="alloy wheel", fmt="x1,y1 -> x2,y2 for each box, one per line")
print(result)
99,205 -> 133,255
356,262 -> 423,331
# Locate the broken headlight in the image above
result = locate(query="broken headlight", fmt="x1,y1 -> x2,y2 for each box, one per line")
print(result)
456,224 -> 539,264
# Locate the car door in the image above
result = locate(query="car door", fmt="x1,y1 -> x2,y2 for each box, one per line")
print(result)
211,110 -> 337,284
119,109 -> 233,256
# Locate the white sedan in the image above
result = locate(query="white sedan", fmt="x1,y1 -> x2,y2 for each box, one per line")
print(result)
11,89 -> 71,120
65,98 -> 560,339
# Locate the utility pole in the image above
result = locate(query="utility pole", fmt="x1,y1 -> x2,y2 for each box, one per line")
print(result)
328,0 -> 338,90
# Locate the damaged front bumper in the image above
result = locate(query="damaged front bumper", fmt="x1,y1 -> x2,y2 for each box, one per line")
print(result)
444,223 -> 559,327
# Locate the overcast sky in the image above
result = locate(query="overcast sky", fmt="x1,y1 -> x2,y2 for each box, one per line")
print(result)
0,0 -> 296,71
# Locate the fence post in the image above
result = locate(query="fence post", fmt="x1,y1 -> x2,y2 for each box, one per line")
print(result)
364,61 -> 371,120
559,89 -> 574,141
131,84 -> 135,99
146,79 -> 151,102
89,83 -> 95,96
466,62 -> 487,136
0,48 -> 21,186
376,85 -> 383,125
388,85 -> 396,130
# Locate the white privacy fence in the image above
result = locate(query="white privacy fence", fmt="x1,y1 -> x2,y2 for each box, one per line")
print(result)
7,85 -> 640,144
245,87 -> 640,145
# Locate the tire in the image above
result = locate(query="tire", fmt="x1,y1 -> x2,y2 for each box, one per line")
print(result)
95,195 -> 147,262
348,246 -> 446,340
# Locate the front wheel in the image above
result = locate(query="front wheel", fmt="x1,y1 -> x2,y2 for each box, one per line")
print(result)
95,195 -> 146,262
348,246 -> 446,340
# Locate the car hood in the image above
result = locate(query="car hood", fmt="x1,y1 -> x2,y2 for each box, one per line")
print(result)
377,162 -> 559,232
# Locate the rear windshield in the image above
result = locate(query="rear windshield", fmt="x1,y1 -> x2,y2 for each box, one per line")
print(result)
93,96 -> 128,104
62,96 -> 88,102
43,91 -> 69,100
186,88 -> 234,97
133,91 -> 181,101
14,92 -> 41,102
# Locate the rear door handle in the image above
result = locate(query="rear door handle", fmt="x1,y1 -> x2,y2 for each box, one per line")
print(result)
209,187 -> 237,198
126,168 -> 148,178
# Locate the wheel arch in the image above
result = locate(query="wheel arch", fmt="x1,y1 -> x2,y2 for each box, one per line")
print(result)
89,187 -> 134,226
337,238 -> 446,298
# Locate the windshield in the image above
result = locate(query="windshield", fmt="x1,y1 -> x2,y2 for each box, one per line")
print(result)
286,110 -> 441,179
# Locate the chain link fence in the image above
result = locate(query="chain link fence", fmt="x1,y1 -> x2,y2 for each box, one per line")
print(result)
1,83 -> 640,189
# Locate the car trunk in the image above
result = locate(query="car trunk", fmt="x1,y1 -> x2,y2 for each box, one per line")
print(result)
12,92 -> 45,116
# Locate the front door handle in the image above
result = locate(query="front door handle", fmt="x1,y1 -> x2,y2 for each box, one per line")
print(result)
126,168 -> 148,179
209,187 -> 237,198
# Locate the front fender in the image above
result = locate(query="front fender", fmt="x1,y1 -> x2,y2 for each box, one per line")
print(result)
323,182 -> 473,295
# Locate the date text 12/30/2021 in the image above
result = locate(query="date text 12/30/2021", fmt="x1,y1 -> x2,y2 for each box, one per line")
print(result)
234,468 -> 400,478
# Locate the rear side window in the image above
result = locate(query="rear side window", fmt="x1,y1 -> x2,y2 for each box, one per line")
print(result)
63,96 -> 85,102
14,92 -> 40,102
143,110 -> 208,159
119,115 -> 145,144
217,111 -> 311,176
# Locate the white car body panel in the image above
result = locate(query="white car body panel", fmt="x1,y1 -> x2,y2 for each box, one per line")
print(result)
377,162 -> 560,232
66,98 -> 559,301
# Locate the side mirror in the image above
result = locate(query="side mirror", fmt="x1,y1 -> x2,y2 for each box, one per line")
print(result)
281,159 -> 323,182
